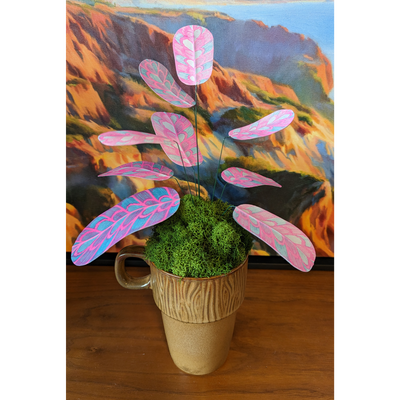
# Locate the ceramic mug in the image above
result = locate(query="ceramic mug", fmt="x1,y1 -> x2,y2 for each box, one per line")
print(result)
114,245 -> 248,375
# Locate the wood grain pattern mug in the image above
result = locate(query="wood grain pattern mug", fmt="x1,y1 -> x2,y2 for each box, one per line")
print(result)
114,245 -> 248,375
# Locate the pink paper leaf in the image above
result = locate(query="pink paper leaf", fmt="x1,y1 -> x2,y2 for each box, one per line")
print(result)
173,25 -> 214,86
151,112 -> 203,167
233,204 -> 316,272
71,187 -> 180,266
98,131 -> 173,147
229,110 -> 295,140
139,59 -> 195,108
221,167 -> 281,188
98,161 -> 174,181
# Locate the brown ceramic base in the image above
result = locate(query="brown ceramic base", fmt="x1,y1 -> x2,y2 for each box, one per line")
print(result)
161,311 -> 237,375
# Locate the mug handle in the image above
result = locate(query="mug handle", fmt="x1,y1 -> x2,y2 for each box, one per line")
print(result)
114,245 -> 152,290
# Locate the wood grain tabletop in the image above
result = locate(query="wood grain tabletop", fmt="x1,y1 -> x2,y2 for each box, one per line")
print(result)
67,265 -> 333,400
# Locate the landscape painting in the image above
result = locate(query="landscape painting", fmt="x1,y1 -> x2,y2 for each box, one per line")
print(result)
66,0 -> 334,258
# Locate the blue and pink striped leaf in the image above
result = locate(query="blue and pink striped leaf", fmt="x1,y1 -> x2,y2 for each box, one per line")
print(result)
229,110 -> 295,140
151,112 -> 203,167
98,130 -> 173,147
221,167 -> 281,188
233,204 -> 315,272
173,25 -> 214,85
71,187 -> 180,266
98,161 -> 174,181
139,59 -> 195,108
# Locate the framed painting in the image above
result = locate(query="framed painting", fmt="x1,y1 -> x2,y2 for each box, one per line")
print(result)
66,0 -> 334,264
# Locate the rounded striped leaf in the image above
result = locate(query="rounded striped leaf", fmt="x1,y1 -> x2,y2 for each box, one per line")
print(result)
98,161 -> 174,181
173,25 -> 214,85
229,110 -> 295,140
151,112 -> 203,167
139,59 -> 195,108
221,167 -> 281,188
233,204 -> 316,272
71,187 -> 180,266
98,131 -> 173,147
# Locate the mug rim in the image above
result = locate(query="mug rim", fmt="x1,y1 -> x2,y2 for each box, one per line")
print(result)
148,254 -> 249,282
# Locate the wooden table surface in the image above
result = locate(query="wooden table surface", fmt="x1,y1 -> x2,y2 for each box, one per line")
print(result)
67,265 -> 333,400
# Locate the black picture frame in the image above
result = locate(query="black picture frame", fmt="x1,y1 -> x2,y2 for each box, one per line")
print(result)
66,252 -> 333,271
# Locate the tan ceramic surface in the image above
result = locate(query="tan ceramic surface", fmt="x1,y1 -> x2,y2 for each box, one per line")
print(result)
149,258 -> 248,324
162,311 -> 237,375
114,245 -> 248,375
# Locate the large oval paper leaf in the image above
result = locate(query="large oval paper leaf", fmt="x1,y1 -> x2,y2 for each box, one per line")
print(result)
98,131 -> 173,147
233,204 -> 315,272
221,167 -> 281,188
173,25 -> 214,85
229,110 -> 295,140
98,161 -> 174,181
71,187 -> 180,266
151,112 -> 203,167
139,59 -> 195,108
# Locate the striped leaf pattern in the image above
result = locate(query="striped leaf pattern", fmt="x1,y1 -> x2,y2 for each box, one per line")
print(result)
221,167 -> 281,188
139,59 -> 195,108
229,110 -> 295,140
71,187 -> 180,266
98,161 -> 174,181
173,25 -> 214,85
233,204 -> 315,272
151,112 -> 203,167
98,130 -> 173,147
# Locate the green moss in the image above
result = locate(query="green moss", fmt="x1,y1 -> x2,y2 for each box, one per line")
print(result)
144,195 -> 253,278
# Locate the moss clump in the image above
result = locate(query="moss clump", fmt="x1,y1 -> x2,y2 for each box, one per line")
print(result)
144,195 -> 253,278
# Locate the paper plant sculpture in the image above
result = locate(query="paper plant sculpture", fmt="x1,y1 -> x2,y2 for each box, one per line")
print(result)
71,24 -> 316,273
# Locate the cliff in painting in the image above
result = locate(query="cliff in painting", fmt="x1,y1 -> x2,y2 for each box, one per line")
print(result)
66,0 -> 334,257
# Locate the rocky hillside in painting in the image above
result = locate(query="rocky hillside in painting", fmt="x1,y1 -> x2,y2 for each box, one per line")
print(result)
66,1 -> 334,257
115,6 -> 334,119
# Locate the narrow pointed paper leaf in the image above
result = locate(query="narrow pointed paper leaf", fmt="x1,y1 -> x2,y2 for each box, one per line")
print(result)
233,204 -> 316,272
151,112 -> 203,167
139,59 -> 195,108
221,167 -> 281,188
98,161 -> 174,181
71,187 -> 180,266
229,109 -> 295,140
173,25 -> 214,85
98,131 -> 173,147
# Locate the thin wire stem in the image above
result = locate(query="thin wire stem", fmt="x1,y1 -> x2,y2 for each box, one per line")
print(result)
174,141 -> 193,200
222,204 -> 235,216
211,136 -> 227,202
172,177 -> 183,192
191,166 -> 198,197
194,84 -> 200,197
219,182 -> 228,200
